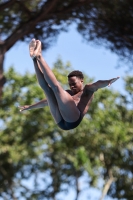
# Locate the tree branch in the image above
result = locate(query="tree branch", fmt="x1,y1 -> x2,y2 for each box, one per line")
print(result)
75,176 -> 80,200
0,0 -> 16,11
4,0 -> 92,51
16,1 -> 32,17
99,169 -> 116,200
5,0 -> 61,50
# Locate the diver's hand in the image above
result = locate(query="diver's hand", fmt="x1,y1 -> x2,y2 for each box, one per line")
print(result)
108,77 -> 120,87
18,105 -> 30,112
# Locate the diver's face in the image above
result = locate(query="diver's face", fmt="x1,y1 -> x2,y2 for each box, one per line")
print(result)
68,76 -> 83,94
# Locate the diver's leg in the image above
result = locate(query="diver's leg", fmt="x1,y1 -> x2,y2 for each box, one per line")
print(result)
31,40 -> 80,122
33,58 -> 62,124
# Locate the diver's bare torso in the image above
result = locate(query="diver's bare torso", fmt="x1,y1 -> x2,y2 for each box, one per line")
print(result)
66,85 -> 94,117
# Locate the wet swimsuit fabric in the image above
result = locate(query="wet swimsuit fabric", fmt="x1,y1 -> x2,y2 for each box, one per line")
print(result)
57,113 -> 82,130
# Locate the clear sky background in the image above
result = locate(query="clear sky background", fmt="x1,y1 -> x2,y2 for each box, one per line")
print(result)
4,24 -> 129,200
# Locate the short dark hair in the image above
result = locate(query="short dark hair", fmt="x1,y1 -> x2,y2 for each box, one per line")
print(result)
68,70 -> 84,79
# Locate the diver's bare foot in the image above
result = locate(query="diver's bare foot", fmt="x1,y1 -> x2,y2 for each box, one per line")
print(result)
29,38 -> 36,59
33,40 -> 42,59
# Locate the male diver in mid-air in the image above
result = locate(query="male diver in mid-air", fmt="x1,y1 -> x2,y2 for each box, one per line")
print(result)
19,39 -> 119,130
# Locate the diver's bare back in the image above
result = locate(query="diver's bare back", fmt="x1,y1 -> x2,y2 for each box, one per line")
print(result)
66,85 -> 94,117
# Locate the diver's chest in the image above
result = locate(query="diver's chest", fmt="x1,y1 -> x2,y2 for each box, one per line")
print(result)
72,91 -> 87,105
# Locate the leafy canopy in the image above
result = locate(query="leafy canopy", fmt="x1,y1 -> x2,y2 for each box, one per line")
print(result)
0,58 -> 133,199
1,0 -> 133,59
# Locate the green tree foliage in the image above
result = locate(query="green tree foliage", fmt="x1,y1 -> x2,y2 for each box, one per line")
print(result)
0,58 -> 133,199
77,0 -> 133,62
0,58 -> 73,199
1,0 -> 133,56
1,0 -> 133,96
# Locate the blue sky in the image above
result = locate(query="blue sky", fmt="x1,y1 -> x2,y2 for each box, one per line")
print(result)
5,25 -> 129,95
4,24 -> 128,200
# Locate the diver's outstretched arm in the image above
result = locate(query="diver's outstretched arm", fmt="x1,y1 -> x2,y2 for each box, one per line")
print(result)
86,77 -> 120,92
19,99 -> 48,112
